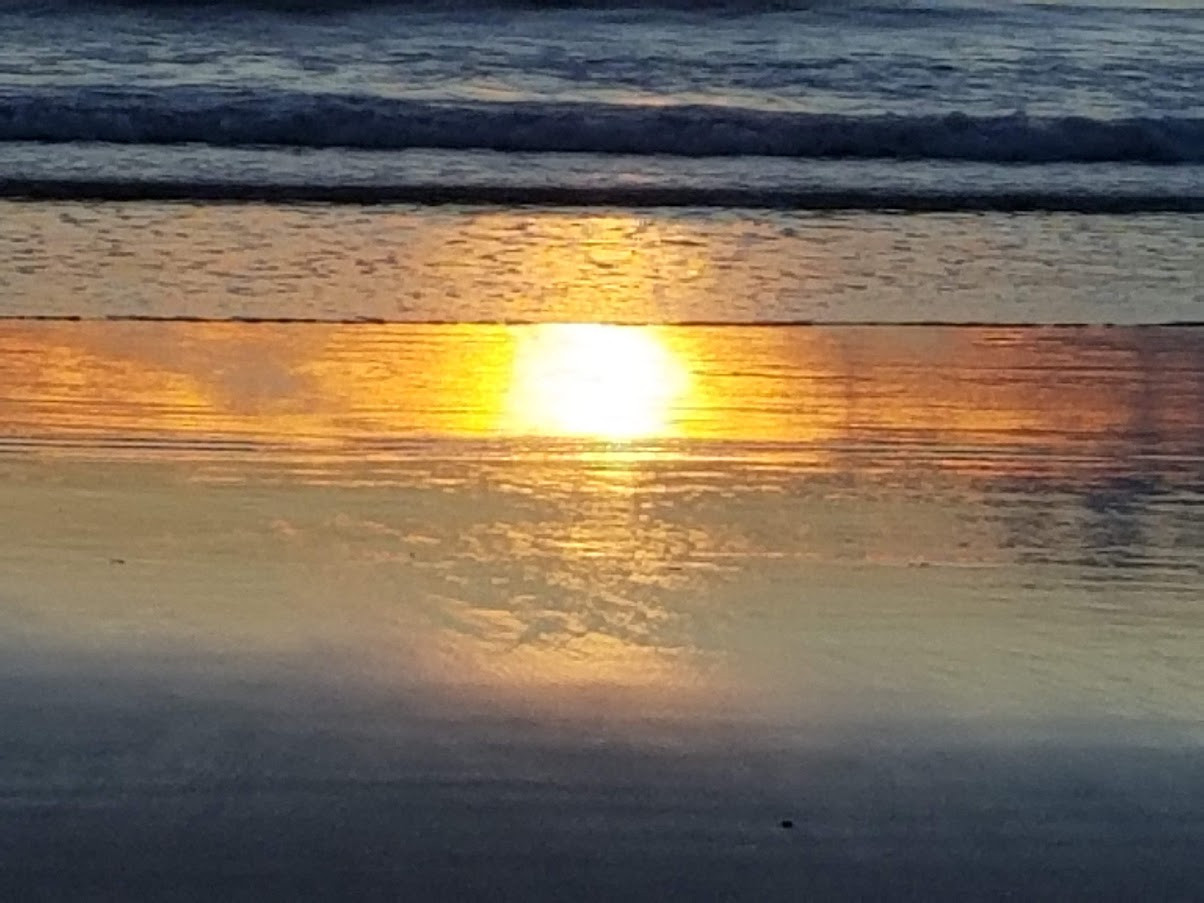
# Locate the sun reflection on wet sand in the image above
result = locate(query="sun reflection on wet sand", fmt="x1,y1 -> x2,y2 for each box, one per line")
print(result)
504,324 -> 690,440
1,323 -> 1200,465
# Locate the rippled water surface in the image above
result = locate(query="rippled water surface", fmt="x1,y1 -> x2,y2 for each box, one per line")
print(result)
2,203 -> 1201,323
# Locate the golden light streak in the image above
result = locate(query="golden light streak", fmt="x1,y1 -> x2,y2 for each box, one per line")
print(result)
1,323 -> 1197,475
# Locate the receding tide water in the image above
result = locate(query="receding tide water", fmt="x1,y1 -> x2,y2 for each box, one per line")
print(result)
1,0 -> 1203,898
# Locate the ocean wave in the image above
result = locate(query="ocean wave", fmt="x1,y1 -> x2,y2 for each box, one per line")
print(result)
0,0 -> 986,10
1,88 -> 1201,163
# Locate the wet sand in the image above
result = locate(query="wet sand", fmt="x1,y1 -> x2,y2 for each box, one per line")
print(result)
1,323 -> 1202,899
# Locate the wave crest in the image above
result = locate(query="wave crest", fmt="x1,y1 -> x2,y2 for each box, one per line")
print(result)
2,88 -> 1201,163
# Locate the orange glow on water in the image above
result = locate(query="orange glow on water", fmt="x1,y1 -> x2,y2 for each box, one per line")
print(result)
0,323 -> 1198,464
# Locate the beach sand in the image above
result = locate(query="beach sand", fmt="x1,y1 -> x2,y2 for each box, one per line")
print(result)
2,322 -> 1202,898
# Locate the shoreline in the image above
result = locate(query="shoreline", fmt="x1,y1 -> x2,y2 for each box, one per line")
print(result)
4,178 -> 1204,212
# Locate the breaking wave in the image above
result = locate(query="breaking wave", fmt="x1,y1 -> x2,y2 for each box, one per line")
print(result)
2,88 -> 1201,163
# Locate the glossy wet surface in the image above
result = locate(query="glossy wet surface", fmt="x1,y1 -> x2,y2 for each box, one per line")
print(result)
1,322 -> 1201,898
3,205 -> 1201,323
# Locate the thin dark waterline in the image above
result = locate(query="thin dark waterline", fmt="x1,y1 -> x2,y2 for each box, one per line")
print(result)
1,315 -> 1201,327
3,179 -> 1204,213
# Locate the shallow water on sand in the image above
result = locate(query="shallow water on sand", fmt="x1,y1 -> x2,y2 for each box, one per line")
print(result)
1,317 -> 1202,896
2,203 -> 1201,323
3,321 -> 1201,712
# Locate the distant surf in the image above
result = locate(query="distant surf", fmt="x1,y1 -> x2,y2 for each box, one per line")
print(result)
3,88 -> 1202,164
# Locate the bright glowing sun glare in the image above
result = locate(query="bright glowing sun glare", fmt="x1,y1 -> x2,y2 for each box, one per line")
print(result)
505,324 -> 689,440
